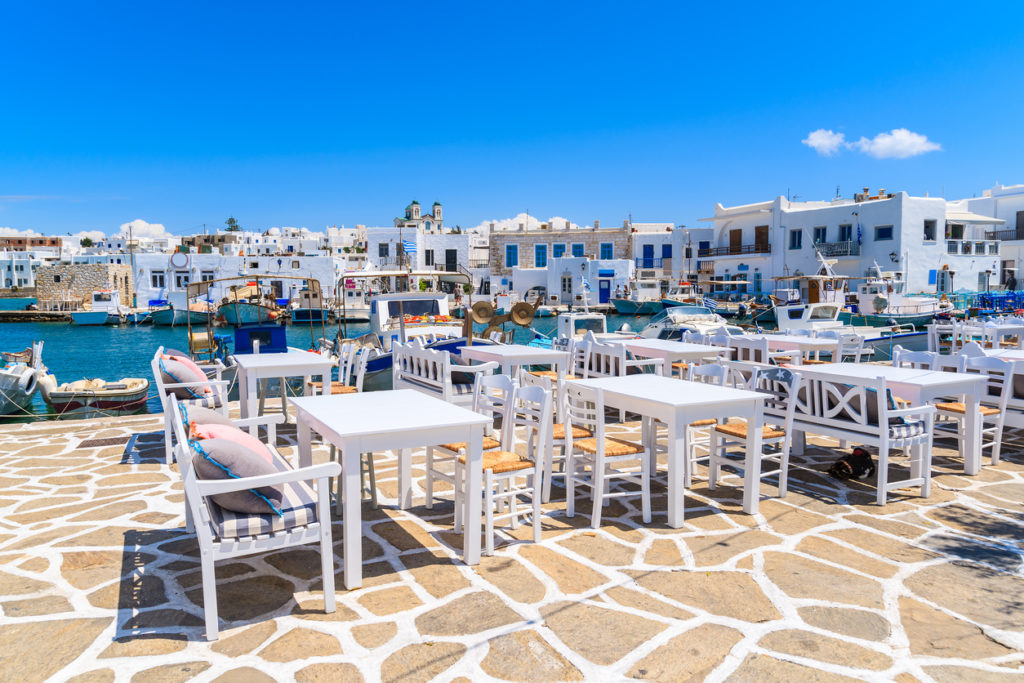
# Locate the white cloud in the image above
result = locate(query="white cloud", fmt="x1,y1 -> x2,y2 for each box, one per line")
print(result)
468,213 -> 585,234
0,227 -> 43,237
802,129 -> 846,156
850,128 -> 942,159
118,219 -> 169,238
72,230 -> 106,243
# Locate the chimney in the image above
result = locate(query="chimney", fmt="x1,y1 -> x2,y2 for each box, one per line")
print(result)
623,219 -> 629,228
863,187 -> 870,195
593,220 -> 600,229
518,223 -> 525,232
489,222 -> 495,231
564,220 -> 570,230
878,188 -> 886,196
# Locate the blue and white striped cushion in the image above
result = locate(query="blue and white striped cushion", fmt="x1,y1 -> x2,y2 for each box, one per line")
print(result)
207,451 -> 318,538
182,393 -> 223,409
405,377 -> 475,396
888,419 -> 926,440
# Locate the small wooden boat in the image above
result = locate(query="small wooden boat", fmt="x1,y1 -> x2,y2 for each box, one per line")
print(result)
38,374 -> 149,416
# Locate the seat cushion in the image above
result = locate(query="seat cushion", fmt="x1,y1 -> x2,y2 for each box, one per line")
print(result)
689,418 -> 717,427
552,423 -> 593,440
574,436 -> 644,456
457,450 -> 535,474
206,449 -> 318,538
714,422 -> 785,439
889,419 -> 927,440
438,436 -> 501,452
528,370 -> 579,380
935,401 -> 1000,417
307,380 -> 358,395
177,403 -> 233,428
191,423 -> 274,464
180,393 -> 223,409
191,439 -> 285,516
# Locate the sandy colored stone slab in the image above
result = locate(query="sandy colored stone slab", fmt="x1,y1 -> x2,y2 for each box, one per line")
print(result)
926,504 -> 1024,540
481,629 -> 583,681
290,598 -> 359,623
759,629 -> 892,670
796,536 -> 898,578
757,499 -> 831,535
557,533 -> 636,566
826,527 -> 937,564
0,570 -> 54,595
540,600 -> 666,666
87,574 -> 166,610
762,552 -> 883,609
352,622 -> 397,649
727,653 -> 864,682
644,539 -> 683,566
210,621 -> 277,657
920,665 -> 1024,682
372,518 -> 441,552
129,662 -> 211,682
212,668 -> 277,683
265,548 -> 334,581
519,544 -> 610,594
65,669 -> 115,683
603,585 -> 694,621
62,550 -> 150,590
294,663 -> 363,682
186,575 -> 295,622
628,623 -> 743,681
906,562 -> 1024,632
474,555 -> 547,603
380,642 -> 466,683
844,513 -> 927,539
900,597 -> 1015,658
259,627 -> 343,662
628,569 -> 780,622
416,591 -> 522,635
685,530 -> 780,567
1,594 -> 74,617
798,606 -> 890,642
358,584 -> 423,616
99,635 -> 188,658
401,551 -> 471,598
0,618 -> 112,683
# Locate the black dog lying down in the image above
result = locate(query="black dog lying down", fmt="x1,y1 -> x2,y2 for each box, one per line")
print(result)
828,447 -> 876,480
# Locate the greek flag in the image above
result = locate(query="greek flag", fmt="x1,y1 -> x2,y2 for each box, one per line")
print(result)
402,239 -> 417,254
703,297 -> 718,310
581,278 -> 592,292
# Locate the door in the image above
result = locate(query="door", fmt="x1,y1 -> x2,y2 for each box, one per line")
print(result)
808,279 -> 820,303
445,249 -> 457,272
755,225 -> 769,250
642,244 -> 654,268
560,274 -> 572,303
598,279 -> 611,303
730,229 -> 742,254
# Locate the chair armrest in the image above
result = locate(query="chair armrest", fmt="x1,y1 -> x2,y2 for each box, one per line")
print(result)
453,361 -> 499,374
889,404 -> 937,419
194,461 -> 341,496
234,413 -> 286,444
625,357 -> 665,374
161,379 -> 231,390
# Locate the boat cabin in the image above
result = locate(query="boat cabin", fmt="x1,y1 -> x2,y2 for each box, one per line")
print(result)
90,290 -> 123,314
369,292 -> 462,351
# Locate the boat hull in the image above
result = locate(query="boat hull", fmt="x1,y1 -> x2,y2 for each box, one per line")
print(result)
612,299 -> 662,315
71,311 -> 111,326
291,308 -> 328,324
0,367 -> 38,415
855,313 -> 935,328
220,303 -> 274,325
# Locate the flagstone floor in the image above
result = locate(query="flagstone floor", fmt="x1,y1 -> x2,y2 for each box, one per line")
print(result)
1,406 -> 1023,682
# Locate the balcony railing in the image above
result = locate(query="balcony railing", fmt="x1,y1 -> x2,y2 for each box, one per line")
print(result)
634,257 -> 664,268
946,240 -> 999,256
697,243 -> 771,258
985,228 -> 1024,241
813,240 -> 860,257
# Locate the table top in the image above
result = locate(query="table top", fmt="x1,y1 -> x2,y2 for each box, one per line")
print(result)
459,344 -> 568,362
744,334 -> 838,348
796,362 -> 986,388
232,348 -> 334,370
291,389 -> 490,438
573,374 -> 766,407
618,339 -> 730,355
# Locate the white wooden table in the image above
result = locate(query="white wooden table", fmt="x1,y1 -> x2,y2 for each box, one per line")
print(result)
746,334 -> 839,361
572,374 -> 767,524
233,349 -> 335,420
292,390 -> 490,589
612,338 -> 732,366
796,363 -> 988,474
459,344 -> 569,378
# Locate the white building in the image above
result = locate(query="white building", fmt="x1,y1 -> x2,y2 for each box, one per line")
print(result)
0,252 -> 40,289
964,183 -> 1024,286
509,256 -> 633,306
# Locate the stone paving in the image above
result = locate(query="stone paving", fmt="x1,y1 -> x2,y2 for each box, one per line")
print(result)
1,405 -> 1023,682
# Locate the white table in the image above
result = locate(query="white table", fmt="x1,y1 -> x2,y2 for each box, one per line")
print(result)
746,334 -> 839,361
572,374 -> 767,524
795,363 -> 988,474
613,339 -> 732,367
233,349 -> 335,420
459,344 -> 569,378
292,390 -> 490,589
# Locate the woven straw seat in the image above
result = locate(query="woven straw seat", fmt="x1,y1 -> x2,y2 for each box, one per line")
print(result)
773,355 -> 793,363
457,449 -> 535,474
307,380 -> 358,395
573,436 -> 644,456
689,418 -> 717,427
528,369 -> 579,380
439,436 -> 501,452
936,401 -> 1001,416
1000,340 -> 1019,348
800,359 -> 830,365
671,361 -> 688,369
552,423 -> 593,440
714,422 -> 785,440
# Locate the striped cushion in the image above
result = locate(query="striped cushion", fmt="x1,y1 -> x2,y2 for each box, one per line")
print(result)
404,377 -> 475,396
207,451 -> 318,539
181,393 -> 223,409
889,419 -> 927,440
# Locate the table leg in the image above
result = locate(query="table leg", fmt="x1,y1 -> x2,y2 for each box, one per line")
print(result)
322,367 -> 332,396
280,376 -> 289,423
963,392 -> 982,475
397,449 -> 413,509
463,424 -> 484,565
297,419 -> 312,469
667,413 -> 686,528
342,437 -> 362,589
743,402 -> 765,514
238,370 -> 250,419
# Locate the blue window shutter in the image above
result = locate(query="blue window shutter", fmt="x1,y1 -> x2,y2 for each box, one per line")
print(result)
928,269 -> 937,285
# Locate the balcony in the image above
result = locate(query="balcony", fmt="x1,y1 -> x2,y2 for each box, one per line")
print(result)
697,243 -> 771,258
634,257 -> 664,268
946,240 -> 999,256
985,228 -> 1024,241
813,240 -> 860,257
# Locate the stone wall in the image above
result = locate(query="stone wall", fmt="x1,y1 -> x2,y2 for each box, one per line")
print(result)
35,264 -> 134,307
488,228 -> 631,278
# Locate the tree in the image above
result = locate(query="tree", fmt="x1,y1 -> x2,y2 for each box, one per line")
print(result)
225,216 -> 241,232
79,237 -> 94,247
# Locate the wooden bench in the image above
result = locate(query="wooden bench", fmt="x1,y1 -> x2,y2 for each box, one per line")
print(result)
392,342 -> 498,407
786,367 -> 936,505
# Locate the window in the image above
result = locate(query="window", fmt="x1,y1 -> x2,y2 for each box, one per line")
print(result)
928,269 -> 937,285
979,272 -> 990,291
754,272 -> 762,292
839,224 -> 853,242
600,243 -> 613,260
788,229 -> 803,250
661,244 -> 672,259
875,225 -> 894,241
250,261 -> 259,269
53,274 -> 61,283
923,219 -> 937,242
151,272 -> 165,288
175,271 -> 190,288
552,243 -> 566,258
571,243 -> 584,258
505,244 -> 518,268
201,270 -> 214,282
378,243 -> 389,258
535,244 -> 547,268
813,226 -> 827,244
424,249 -> 434,266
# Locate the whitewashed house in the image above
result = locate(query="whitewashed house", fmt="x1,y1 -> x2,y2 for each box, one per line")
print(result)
964,183 -> 1024,286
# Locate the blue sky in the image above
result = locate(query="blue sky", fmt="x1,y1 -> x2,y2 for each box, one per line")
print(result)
1,1 -> 1022,236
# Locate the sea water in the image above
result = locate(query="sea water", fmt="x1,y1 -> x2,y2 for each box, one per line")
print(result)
0,298 -> 642,419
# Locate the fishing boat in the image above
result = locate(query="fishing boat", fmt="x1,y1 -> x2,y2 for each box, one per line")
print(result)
71,290 -> 133,325
852,260 -> 951,327
38,373 -> 149,417
639,305 -> 744,339
290,287 -> 330,324
611,279 -> 663,315
150,292 -> 216,327
661,281 -> 701,308
218,284 -> 279,325
0,342 -> 43,416
337,275 -> 372,321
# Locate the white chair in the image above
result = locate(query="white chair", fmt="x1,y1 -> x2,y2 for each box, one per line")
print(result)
959,341 -> 987,359
816,330 -> 871,363
585,341 -> 664,420
526,338 -> 579,381
308,344 -> 369,395
935,356 -> 1013,466
891,345 -> 938,370
425,374 -> 511,518
167,395 -> 339,640
708,329 -> 732,348
682,330 -> 705,344
151,347 -> 231,465
563,383 -> 652,528
520,370 -> 592,503
454,383 -> 551,555
681,363 -> 728,486
709,366 -> 800,499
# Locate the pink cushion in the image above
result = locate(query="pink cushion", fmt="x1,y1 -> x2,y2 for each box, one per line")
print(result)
164,354 -> 212,394
191,423 -> 273,464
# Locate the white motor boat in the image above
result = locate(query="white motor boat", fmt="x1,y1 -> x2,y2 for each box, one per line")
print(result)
0,341 -> 43,415
71,290 -> 133,325
639,305 -> 743,340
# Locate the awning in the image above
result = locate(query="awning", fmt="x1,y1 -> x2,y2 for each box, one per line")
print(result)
945,211 -> 1005,225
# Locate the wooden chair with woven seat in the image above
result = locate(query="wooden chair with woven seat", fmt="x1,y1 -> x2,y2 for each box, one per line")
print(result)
526,338 -> 581,381
425,374 -> 512,522
934,356 -> 1013,466
709,366 -> 801,499
520,370 -> 592,502
680,363 -> 730,486
563,382 -> 652,528
454,383 -> 551,555
307,342 -> 367,395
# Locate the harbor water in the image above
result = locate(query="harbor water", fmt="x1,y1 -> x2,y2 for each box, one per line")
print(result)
0,298 -> 643,419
